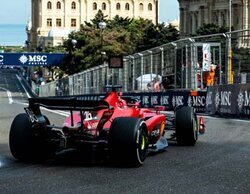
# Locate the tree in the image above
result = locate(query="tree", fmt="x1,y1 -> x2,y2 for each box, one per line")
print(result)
60,11 -> 180,75
194,23 -> 228,36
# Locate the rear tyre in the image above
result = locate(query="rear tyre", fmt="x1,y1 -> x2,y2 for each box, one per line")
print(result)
9,113 -> 51,162
109,117 -> 148,167
175,107 -> 198,146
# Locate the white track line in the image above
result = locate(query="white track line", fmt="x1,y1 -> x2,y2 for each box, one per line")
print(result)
7,91 -> 13,104
0,87 -> 13,104
15,74 -> 31,98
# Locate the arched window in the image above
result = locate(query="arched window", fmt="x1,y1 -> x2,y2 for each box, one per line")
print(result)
71,1 -> 76,9
47,1 -> 52,9
102,3 -> 106,10
125,3 -> 130,10
93,2 -> 97,10
116,3 -> 121,10
56,1 -> 61,9
139,3 -> 143,11
148,3 -> 152,11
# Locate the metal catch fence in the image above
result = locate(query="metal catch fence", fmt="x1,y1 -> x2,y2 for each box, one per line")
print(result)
39,29 -> 250,97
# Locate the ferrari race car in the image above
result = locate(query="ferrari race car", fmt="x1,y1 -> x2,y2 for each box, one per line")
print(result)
9,85 -> 205,167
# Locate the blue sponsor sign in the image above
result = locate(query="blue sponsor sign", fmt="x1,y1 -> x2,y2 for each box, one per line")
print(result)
0,52 -> 67,66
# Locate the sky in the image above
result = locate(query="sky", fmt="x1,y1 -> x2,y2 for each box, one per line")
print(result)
0,0 -> 179,25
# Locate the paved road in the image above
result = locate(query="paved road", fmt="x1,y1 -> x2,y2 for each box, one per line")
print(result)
0,69 -> 249,194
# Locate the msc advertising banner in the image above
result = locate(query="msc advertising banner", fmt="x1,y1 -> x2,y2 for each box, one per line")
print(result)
75,90 -> 207,113
0,53 -> 67,66
206,84 -> 250,116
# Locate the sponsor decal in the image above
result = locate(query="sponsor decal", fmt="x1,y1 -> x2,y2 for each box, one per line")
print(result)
206,91 -> 213,106
220,91 -> 231,106
237,91 -> 244,111
19,55 -> 28,64
143,95 -> 150,106
151,95 -> 158,105
19,54 -> 48,65
192,96 -> 206,107
151,128 -> 160,137
188,95 -> 206,112
238,90 -> 250,113
172,96 -> 184,107
160,95 -> 169,105
215,91 -> 220,110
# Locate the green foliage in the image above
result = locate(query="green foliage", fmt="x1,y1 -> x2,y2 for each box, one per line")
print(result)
59,11 -> 180,75
0,46 -> 25,53
194,23 -> 228,36
232,47 -> 250,73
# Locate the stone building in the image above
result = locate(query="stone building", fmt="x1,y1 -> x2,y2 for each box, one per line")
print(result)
178,0 -> 249,37
27,0 -> 159,51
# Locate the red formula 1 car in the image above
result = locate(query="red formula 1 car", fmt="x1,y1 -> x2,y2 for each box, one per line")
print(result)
9,86 -> 205,166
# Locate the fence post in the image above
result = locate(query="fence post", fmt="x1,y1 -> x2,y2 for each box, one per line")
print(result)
138,53 -> 144,91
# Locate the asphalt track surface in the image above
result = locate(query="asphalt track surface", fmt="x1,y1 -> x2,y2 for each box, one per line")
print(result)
0,69 -> 249,194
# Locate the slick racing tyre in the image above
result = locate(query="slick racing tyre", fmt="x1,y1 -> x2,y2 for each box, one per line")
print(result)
175,106 -> 198,146
9,113 -> 52,162
109,117 -> 148,167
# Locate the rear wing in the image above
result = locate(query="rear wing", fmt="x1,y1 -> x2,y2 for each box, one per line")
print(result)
25,97 -> 110,125
28,97 -> 109,111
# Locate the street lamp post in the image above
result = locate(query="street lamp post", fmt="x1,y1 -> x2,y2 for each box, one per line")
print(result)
228,0 -> 233,84
69,38 -> 77,80
71,39 -> 77,50
98,21 -> 107,65
98,21 -> 107,84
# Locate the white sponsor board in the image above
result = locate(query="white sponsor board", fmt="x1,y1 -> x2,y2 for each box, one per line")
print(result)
202,44 -> 211,72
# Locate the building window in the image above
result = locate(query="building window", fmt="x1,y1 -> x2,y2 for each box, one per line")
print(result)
71,19 -> 76,27
102,3 -> 106,10
221,12 -> 226,26
56,19 -> 62,27
116,3 -> 121,10
71,1 -> 76,9
213,12 -> 218,25
148,3 -> 152,11
57,1 -> 61,9
139,3 -> 143,11
125,3 -> 130,10
93,2 -> 97,10
47,1 -> 52,9
47,18 -> 52,27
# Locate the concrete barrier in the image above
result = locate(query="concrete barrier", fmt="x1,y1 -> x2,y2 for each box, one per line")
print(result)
206,84 -> 250,117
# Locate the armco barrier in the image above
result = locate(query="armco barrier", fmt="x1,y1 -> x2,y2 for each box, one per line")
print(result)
74,90 -> 207,113
206,84 -> 250,117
